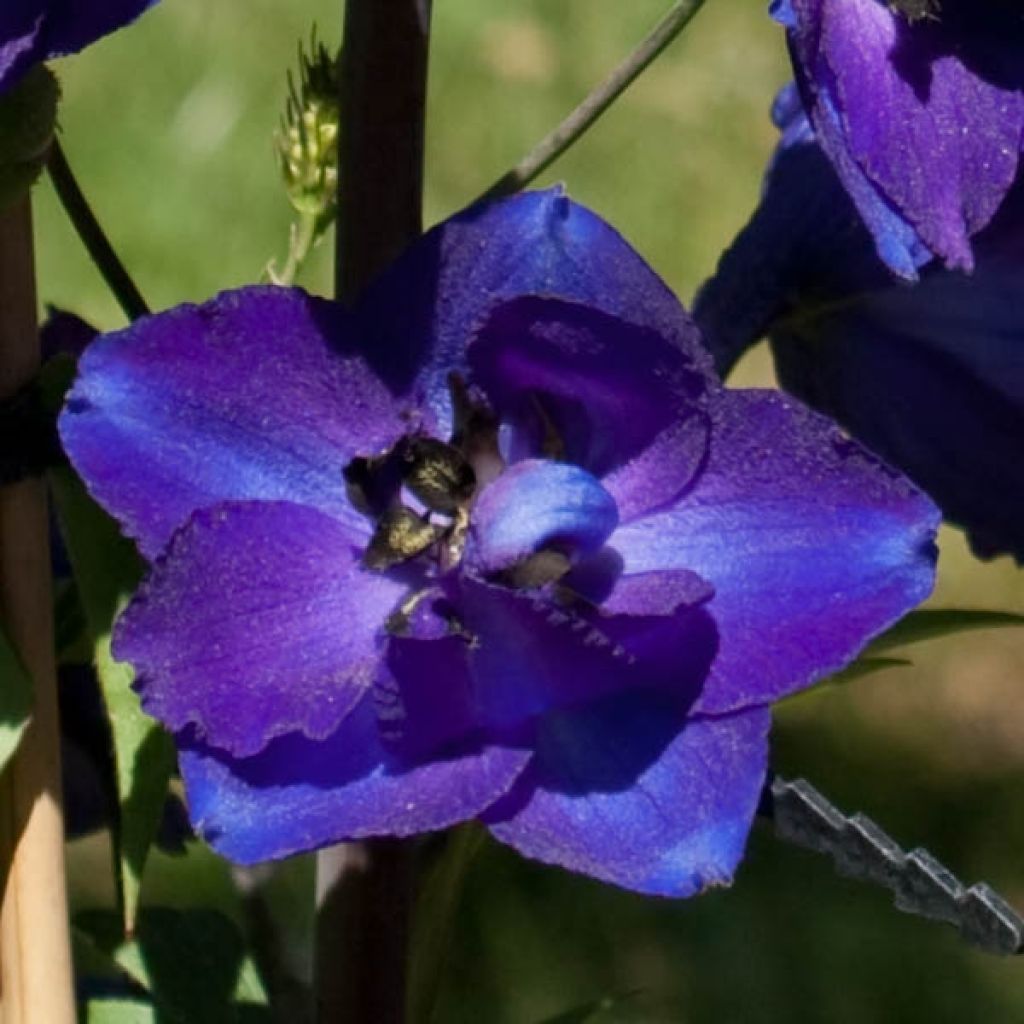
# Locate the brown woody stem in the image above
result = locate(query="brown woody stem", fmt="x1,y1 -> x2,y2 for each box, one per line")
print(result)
0,197 -> 75,1023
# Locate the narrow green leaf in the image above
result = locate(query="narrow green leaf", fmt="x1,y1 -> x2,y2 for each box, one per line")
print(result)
84,1000 -> 156,1024
868,609 -> 1024,654
54,577 -> 90,663
407,824 -> 486,1023
0,623 -> 33,773
51,467 -> 175,935
537,991 -> 639,1024
830,656 -> 913,685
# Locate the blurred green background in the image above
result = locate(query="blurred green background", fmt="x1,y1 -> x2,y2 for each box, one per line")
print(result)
37,0 -> 1024,1020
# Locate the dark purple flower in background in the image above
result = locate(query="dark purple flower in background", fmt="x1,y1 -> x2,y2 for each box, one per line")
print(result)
59,189 -> 938,896
772,0 -> 1024,278
696,87 -> 1024,563
1,0 -> 158,94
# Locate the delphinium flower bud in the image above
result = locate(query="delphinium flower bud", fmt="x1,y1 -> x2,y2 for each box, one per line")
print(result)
275,32 -> 339,230
0,65 -> 58,209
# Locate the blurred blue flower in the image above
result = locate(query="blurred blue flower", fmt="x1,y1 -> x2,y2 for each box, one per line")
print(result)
772,0 -> 1024,277
696,88 -> 1024,563
1,0 -> 158,93
59,189 -> 938,895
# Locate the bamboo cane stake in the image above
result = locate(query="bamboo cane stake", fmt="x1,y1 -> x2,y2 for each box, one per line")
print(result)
0,196 -> 75,1024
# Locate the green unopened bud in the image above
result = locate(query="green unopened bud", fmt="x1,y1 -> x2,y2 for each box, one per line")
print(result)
0,66 -> 59,211
275,32 -> 339,222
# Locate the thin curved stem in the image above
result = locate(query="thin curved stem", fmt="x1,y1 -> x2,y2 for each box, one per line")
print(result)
268,210 -> 319,286
478,0 -> 708,202
46,136 -> 149,322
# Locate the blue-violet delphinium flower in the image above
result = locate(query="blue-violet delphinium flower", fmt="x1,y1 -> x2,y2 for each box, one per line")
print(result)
771,0 -> 1024,278
0,0 -> 158,93
59,189 -> 940,896
696,85 -> 1024,565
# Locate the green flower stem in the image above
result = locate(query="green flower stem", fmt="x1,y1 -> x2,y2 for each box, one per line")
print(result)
46,137 -> 149,322
269,210 -> 319,286
479,0 -> 709,201
406,826 -> 486,1024
316,2 -> 433,1022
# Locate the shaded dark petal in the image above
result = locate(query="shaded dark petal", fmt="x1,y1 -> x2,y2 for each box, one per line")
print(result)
467,296 -> 711,515
377,629 -> 480,760
1,1 -> 158,93
484,695 -> 770,897
179,693 -> 531,864
695,88 -> 890,377
782,0 -> 1024,273
59,286 -> 411,558
612,389 -> 939,713
772,222 -> 1024,562
114,501 -> 406,758
356,188 -> 714,431
698,82 -> 1024,564
41,307 -> 98,360
378,573 -> 715,748
466,459 -> 619,575
0,11 -> 42,96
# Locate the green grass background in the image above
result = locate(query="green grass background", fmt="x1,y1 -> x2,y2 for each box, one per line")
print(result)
36,0 -> 1024,1020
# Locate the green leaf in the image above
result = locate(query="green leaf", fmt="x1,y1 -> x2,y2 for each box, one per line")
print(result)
830,656 -> 913,685
408,824 -> 486,1023
537,992 -> 639,1024
0,622 -> 33,773
54,577 -> 90,663
51,468 -> 175,935
868,609 -> 1024,654
84,1000 -> 156,1024
76,907 -> 270,1024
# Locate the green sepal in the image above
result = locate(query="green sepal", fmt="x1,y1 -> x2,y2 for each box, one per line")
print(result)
0,623 -> 34,774
0,65 -> 58,211
51,467 -> 175,936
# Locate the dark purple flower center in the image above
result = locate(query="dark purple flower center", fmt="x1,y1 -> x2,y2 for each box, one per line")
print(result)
344,374 -> 620,606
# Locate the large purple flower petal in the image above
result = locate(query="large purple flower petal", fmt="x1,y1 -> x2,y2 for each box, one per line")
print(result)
355,188 -> 714,428
695,85 -> 879,377
114,501 -> 406,757
378,572 -> 715,755
179,693 -> 532,864
59,286 -> 412,557
778,0 -> 1024,274
696,92 -> 1024,563
467,296 -> 712,521
1,0 -> 158,93
485,695 -> 770,897
612,390 -> 939,713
